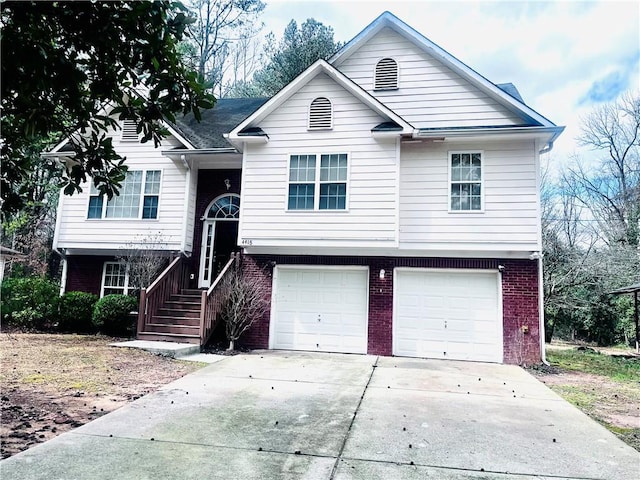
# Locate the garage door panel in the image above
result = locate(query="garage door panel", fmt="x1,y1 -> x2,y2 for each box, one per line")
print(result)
394,270 -> 502,363
272,268 -> 368,354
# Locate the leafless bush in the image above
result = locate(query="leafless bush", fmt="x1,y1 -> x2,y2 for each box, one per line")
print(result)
116,233 -> 169,291
221,264 -> 268,351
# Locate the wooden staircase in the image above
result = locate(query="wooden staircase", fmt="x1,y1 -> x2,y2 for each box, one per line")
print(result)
137,255 -> 236,347
137,289 -> 203,344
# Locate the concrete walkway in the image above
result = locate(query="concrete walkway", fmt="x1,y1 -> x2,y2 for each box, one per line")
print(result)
2,351 -> 638,479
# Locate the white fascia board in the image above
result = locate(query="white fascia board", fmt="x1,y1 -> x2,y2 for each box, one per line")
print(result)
164,124 -> 196,150
47,105 -> 196,154
243,245 -> 538,259
413,125 -> 565,146
228,59 -> 413,141
331,11 -> 560,128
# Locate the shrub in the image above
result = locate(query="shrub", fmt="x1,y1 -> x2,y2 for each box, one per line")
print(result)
92,294 -> 138,336
0,277 -> 59,330
58,291 -> 99,333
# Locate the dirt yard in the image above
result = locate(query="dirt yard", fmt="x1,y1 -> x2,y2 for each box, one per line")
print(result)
530,346 -> 640,451
0,333 -> 204,459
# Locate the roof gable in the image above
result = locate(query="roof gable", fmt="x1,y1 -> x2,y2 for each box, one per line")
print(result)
330,11 -> 557,128
227,59 -> 413,145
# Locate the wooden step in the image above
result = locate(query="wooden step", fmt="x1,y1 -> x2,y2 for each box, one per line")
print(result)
137,332 -> 201,345
157,307 -> 201,319
169,294 -> 202,303
164,300 -> 201,310
144,323 -> 200,335
152,315 -> 200,326
181,289 -> 204,296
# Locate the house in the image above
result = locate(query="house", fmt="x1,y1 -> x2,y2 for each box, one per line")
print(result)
0,246 -> 23,284
50,12 -> 563,365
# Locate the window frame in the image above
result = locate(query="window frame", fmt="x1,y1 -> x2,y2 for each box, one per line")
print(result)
100,262 -> 132,297
286,152 -> 350,212
87,169 -> 162,220
448,150 -> 484,213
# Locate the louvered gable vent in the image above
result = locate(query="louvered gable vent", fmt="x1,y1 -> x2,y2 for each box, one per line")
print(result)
308,97 -> 332,130
374,58 -> 398,90
121,120 -> 139,142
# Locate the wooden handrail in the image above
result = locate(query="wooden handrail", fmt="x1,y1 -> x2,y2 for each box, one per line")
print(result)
199,255 -> 236,345
146,256 -> 182,295
137,255 -> 188,338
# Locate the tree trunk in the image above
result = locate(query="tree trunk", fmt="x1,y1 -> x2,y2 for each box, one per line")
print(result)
227,339 -> 235,351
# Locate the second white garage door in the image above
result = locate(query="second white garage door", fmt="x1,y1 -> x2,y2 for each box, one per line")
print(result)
394,269 -> 502,363
270,266 -> 368,354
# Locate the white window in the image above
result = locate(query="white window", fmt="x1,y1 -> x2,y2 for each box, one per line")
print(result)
288,153 -> 348,210
101,262 -> 131,296
374,58 -> 398,90
308,97 -> 332,130
450,152 -> 483,211
88,170 -> 161,219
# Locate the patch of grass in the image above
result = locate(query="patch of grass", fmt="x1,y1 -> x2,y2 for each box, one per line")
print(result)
546,349 -> 640,383
601,424 -> 640,451
548,385 -> 599,410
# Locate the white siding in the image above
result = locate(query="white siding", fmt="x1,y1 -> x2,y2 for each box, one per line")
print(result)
56,131 -> 190,252
337,28 -> 525,128
239,73 -> 398,248
399,140 -> 540,250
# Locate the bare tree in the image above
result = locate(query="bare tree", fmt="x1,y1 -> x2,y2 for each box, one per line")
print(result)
567,91 -> 640,246
183,0 -> 265,97
221,264 -> 268,351
221,25 -> 262,97
116,233 -> 169,293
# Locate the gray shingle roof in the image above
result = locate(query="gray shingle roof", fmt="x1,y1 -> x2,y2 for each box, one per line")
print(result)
496,83 -> 525,104
173,98 -> 269,149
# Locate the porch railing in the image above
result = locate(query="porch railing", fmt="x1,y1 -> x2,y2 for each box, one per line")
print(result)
199,255 -> 236,346
138,255 -> 189,336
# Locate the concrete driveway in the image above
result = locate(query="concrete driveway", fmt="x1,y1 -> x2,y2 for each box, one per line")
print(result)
2,351 -> 638,479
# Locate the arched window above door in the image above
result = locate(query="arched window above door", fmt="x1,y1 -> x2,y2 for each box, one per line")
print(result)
205,194 -> 240,219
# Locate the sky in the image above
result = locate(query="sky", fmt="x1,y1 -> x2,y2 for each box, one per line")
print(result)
259,0 -> 640,168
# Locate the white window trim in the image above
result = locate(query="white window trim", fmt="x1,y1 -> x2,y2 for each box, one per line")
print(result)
307,97 -> 333,130
100,262 -> 132,297
373,57 -> 400,91
286,152 -> 350,212
448,150 -> 485,213
86,169 -> 162,220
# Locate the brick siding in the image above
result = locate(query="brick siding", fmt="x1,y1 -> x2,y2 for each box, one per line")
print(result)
239,254 -> 540,365
501,260 -> 540,365
65,255 -> 112,295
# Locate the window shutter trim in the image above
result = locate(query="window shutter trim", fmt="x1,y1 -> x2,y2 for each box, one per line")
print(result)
309,97 -> 333,129
375,58 -> 399,90
121,120 -> 139,142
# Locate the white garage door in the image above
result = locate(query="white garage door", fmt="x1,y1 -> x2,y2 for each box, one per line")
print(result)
271,267 -> 368,354
394,269 -> 502,362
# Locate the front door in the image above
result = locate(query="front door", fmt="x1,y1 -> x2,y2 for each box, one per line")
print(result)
199,220 -> 239,288
198,194 -> 241,288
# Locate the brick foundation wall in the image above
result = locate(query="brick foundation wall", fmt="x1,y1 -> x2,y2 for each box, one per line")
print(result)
65,255 -> 113,295
501,260 -> 540,365
239,254 -> 541,364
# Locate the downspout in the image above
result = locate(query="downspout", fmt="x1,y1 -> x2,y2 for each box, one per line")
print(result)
539,141 -> 554,155
538,254 -> 549,365
179,154 -> 190,255
58,252 -> 68,296
51,160 -> 68,295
